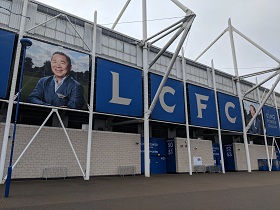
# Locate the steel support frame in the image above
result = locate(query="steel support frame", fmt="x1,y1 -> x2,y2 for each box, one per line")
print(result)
181,48 -> 192,175
141,0 -> 195,177
195,17 -> 280,173
3,109 -> 86,182
26,14 -> 91,51
111,0 -> 132,30
0,1 -> 96,183
228,18 -> 251,172
256,78 -> 271,171
85,11 -> 97,180
0,0 -> 29,183
211,61 -> 225,173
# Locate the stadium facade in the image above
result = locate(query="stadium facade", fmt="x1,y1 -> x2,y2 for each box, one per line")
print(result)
0,0 -> 279,181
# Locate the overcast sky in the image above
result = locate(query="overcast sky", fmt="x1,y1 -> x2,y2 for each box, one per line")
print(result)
36,0 -> 280,90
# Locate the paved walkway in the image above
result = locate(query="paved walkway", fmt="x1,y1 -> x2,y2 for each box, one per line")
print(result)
1,171 -> 280,209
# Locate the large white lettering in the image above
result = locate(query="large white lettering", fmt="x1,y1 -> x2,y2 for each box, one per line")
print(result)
109,71 -> 132,105
195,93 -> 209,118
225,102 -> 236,123
159,86 -> 176,113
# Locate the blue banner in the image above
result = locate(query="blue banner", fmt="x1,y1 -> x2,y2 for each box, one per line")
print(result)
0,29 -> 15,99
188,84 -> 218,128
263,105 -> 280,136
150,73 -> 185,123
95,58 -> 143,117
218,93 -> 242,132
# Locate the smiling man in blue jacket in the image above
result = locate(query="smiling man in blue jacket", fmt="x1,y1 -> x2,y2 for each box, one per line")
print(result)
28,52 -> 85,109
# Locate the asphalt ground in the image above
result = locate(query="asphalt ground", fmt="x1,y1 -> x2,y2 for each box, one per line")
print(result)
1,171 -> 280,210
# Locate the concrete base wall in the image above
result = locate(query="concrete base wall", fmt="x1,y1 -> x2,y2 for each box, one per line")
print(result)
233,143 -> 276,171
0,123 -> 141,179
175,138 -> 214,173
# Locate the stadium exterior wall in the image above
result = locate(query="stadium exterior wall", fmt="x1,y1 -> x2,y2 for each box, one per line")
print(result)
0,123 -> 141,179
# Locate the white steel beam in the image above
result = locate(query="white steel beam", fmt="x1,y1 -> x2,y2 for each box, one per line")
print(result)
142,0 -> 150,177
194,28 -> 228,62
148,16 -> 195,116
148,15 -> 195,69
256,78 -> 271,171
150,23 -> 183,45
85,11 -> 97,180
228,18 -> 251,172
245,74 -> 280,133
27,14 -> 91,51
243,70 -> 279,98
26,13 -> 63,32
270,137 -> 276,170
211,61 -> 225,174
2,109 -> 54,182
171,0 -> 194,15
0,0 -> 29,183
111,0 -> 131,30
181,48 -> 192,175
240,67 -> 280,79
147,17 -> 186,42
55,110 -> 85,177
233,27 -> 280,64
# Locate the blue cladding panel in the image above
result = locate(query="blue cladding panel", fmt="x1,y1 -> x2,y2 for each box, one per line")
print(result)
188,84 -> 218,128
141,138 -> 167,156
218,93 -> 242,132
263,105 -> 280,136
150,74 -> 185,123
141,138 -> 167,174
150,156 -> 166,174
223,144 -> 235,171
212,143 -> 221,166
0,30 -> 15,99
166,140 -> 176,173
95,58 -> 143,117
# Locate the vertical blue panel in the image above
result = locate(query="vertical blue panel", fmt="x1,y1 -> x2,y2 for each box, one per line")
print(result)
276,149 -> 280,161
150,73 -> 185,123
95,58 -> 143,117
218,93 -> 243,132
223,144 -> 235,171
166,139 -> 176,173
141,138 -> 167,174
188,84 -> 218,128
212,143 -> 221,166
150,156 -> 166,174
263,105 -> 280,136
0,29 -> 15,99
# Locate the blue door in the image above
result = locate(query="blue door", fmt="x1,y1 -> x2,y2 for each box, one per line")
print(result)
166,139 -> 176,173
223,144 -> 235,171
150,156 -> 166,174
141,138 -> 167,174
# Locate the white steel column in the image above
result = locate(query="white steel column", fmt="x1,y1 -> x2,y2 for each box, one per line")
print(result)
55,110 -> 85,177
272,92 -> 280,170
228,18 -> 251,172
0,0 -> 29,183
270,137 -> 276,169
85,11 -> 97,180
211,60 -> 225,173
181,48 -> 192,175
3,109 -> 54,182
142,0 -> 150,177
111,0 -> 131,30
256,78 -> 271,171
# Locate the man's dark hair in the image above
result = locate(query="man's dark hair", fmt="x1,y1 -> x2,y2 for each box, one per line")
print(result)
249,104 -> 256,112
51,51 -> 72,71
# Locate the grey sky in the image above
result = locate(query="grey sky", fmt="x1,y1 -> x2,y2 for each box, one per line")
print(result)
36,0 -> 280,90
